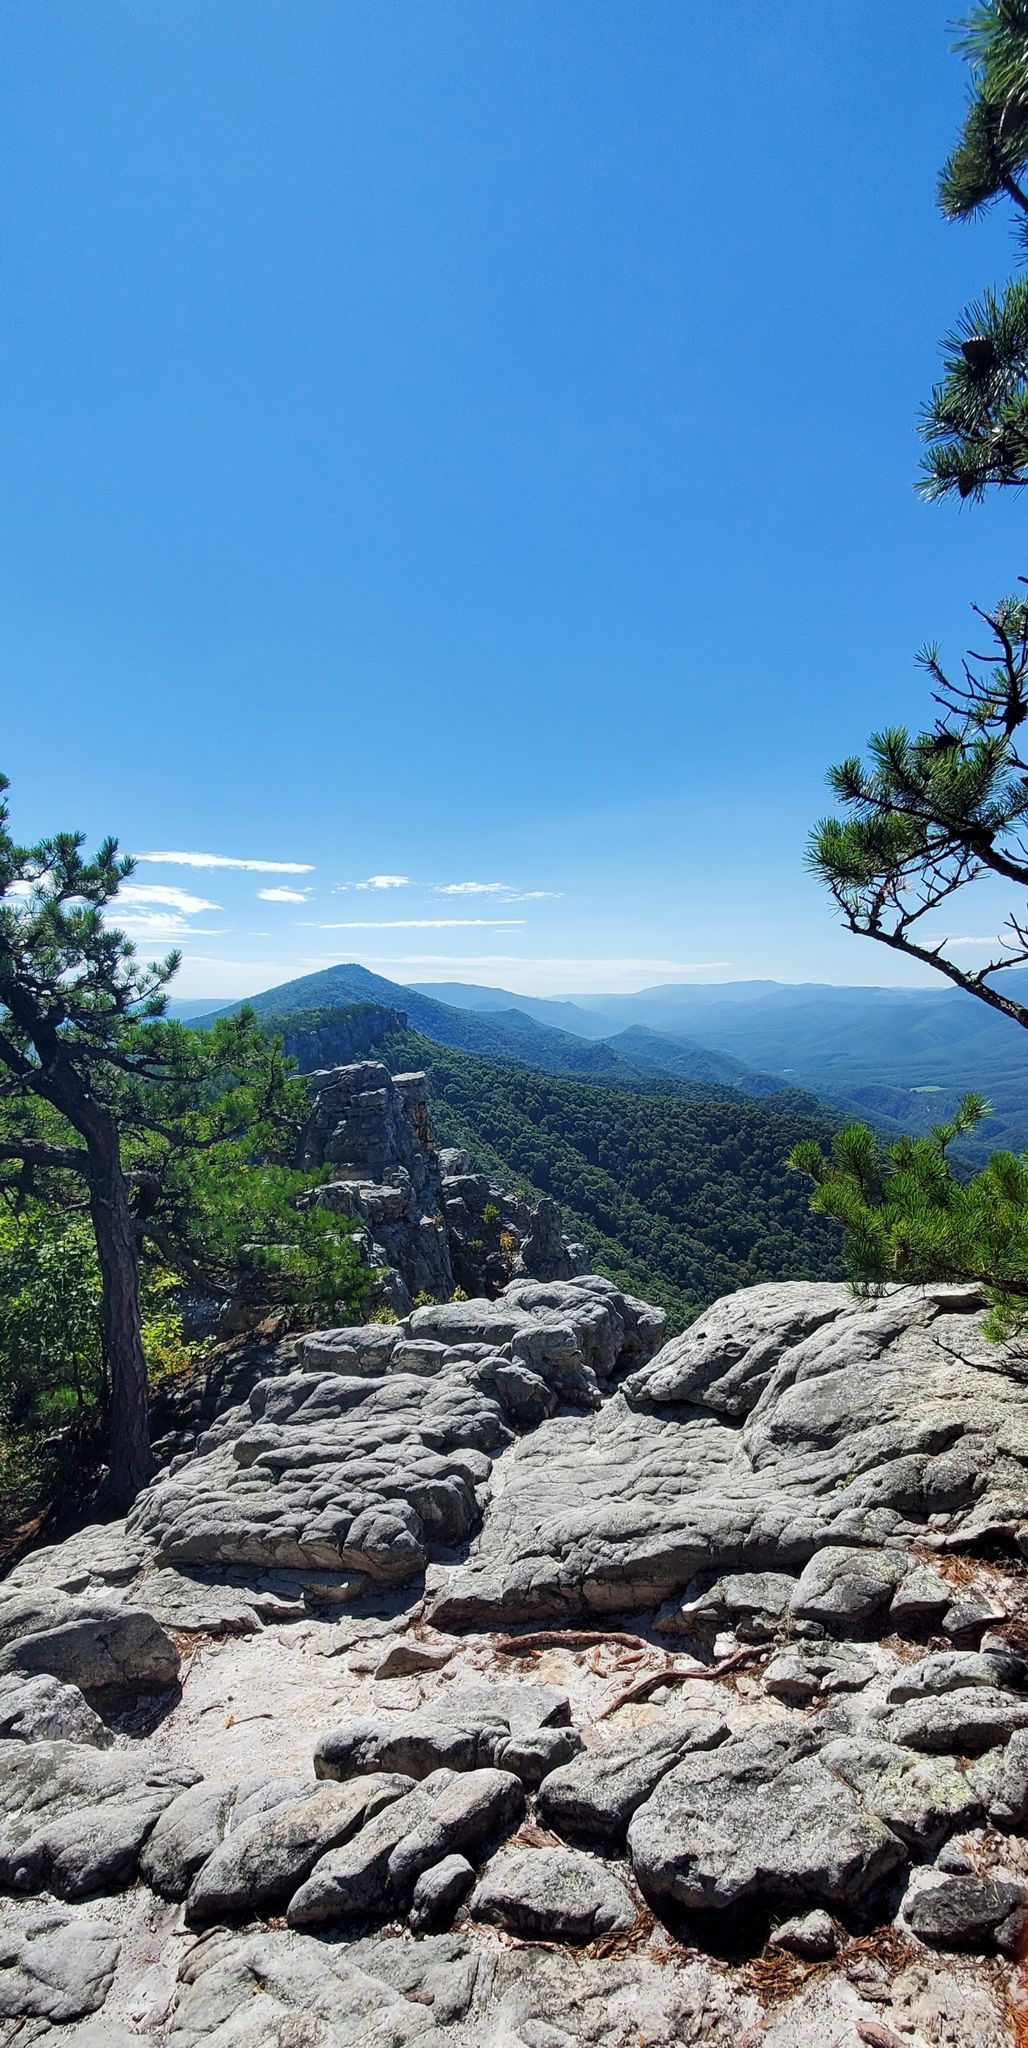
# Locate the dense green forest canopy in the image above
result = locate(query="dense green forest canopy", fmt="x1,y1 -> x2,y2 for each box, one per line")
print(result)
262,1003 -> 844,1326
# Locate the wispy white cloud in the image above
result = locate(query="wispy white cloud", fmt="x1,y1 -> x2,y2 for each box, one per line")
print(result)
133,849 -> 314,873
257,886 -> 311,903
111,909 -> 227,943
435,881 -> 509,896
434,881 -> 562,901
118,883 -> 222,914
354,875 -> 411,891
306,918 -> 527,930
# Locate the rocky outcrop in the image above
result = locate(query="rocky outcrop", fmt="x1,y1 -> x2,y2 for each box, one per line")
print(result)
5,1274 -> 1028,2046
297,1064 -> 586,1311
430,1278 -> 1028,1625
125,1273 -> 664,1590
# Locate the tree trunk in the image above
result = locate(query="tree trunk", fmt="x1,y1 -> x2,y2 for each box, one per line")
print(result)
86,1129 -> 155,1510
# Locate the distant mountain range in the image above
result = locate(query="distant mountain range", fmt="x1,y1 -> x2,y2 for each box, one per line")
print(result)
184,958 -> 1028,1158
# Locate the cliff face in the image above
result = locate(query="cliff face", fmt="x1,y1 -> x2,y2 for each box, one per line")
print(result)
297,1059 -> 586,1312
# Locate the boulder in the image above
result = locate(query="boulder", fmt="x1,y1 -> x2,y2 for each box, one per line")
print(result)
790,1547 -> 906,1630
0,1906 -> 121,2023
468,1844 -> 637,1943
0,1671 -> 110,1747
386,1768 -> 525,1900
902,1874 -> 1026,1953
818,1737 -> 979,1851
537,1714 -> 728,1846
0,1739 -> 199,1898
967,1727 -> 1028,1829
627,1724 -> 907,1913
408,1853 -> 475,1933
186,1774 -> 414,1923
889,1565 -> 953,1626
763,1643 -> 877,1703
0,1588 -> 179,1696
139,1779 -> 237,1898
886,1689 -> 1028,1755
886,1647 -> 1028,1702
769,1909 -> 839,1959
286,1782 -> 434,1925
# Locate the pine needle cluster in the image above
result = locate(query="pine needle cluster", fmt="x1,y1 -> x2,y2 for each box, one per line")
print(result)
921,3 -> 1028,498
790,1096 -> 1028,1336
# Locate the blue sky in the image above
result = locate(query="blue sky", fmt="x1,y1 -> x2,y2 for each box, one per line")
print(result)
2,1 -> 1025,999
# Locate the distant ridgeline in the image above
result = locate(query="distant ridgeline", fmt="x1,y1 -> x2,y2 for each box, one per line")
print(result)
237,995 -> 843,1328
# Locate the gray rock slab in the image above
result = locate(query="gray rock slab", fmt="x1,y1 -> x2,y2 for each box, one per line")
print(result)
886,1688 -> 1028,1754
128,1275 -> 657,1588
623,1281 -> 849,1414
186,1772 -> 413,1922
0,1739 -> 199,1898
469,1843 -> 637,1943
0,1672 -> 110,1748
168,1925 -> 473,2046
315,1687 -> 581,1789
818,1736 -> 979,1850
627,1723 -> 908,1913
0,1588 -> 179,1695
129,1568 -> 275,1635
537,1713 -> 728,1846
430,1283 -> 1028,1627
2,1522 -> 144,1596
0,1905 -> 120,2022
166,1922 -> 748,2047
139,1779 -> 237,1898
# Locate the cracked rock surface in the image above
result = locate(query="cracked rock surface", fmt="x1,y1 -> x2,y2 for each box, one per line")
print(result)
4,1275 -> 1028,2046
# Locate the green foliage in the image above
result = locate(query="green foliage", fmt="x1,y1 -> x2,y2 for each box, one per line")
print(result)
0,1207 -> 102,1436
790,1094 -> 1028,1336
370,1027 -> 842,1330
482,1202 -> 501,1227
921,4 -> 1028,498
808,595 -> 1028,1015
0,1202 -> 207,1536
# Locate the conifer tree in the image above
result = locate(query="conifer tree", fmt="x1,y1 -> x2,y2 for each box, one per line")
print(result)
921,3 -> 1028,499
807,591 -> 1028,1020
0,775 -> 366,1507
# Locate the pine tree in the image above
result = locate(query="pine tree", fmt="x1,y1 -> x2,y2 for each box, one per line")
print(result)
0,774 -> 366,1507
921,3 -> 1028,499
807,591 -> 1028,1020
